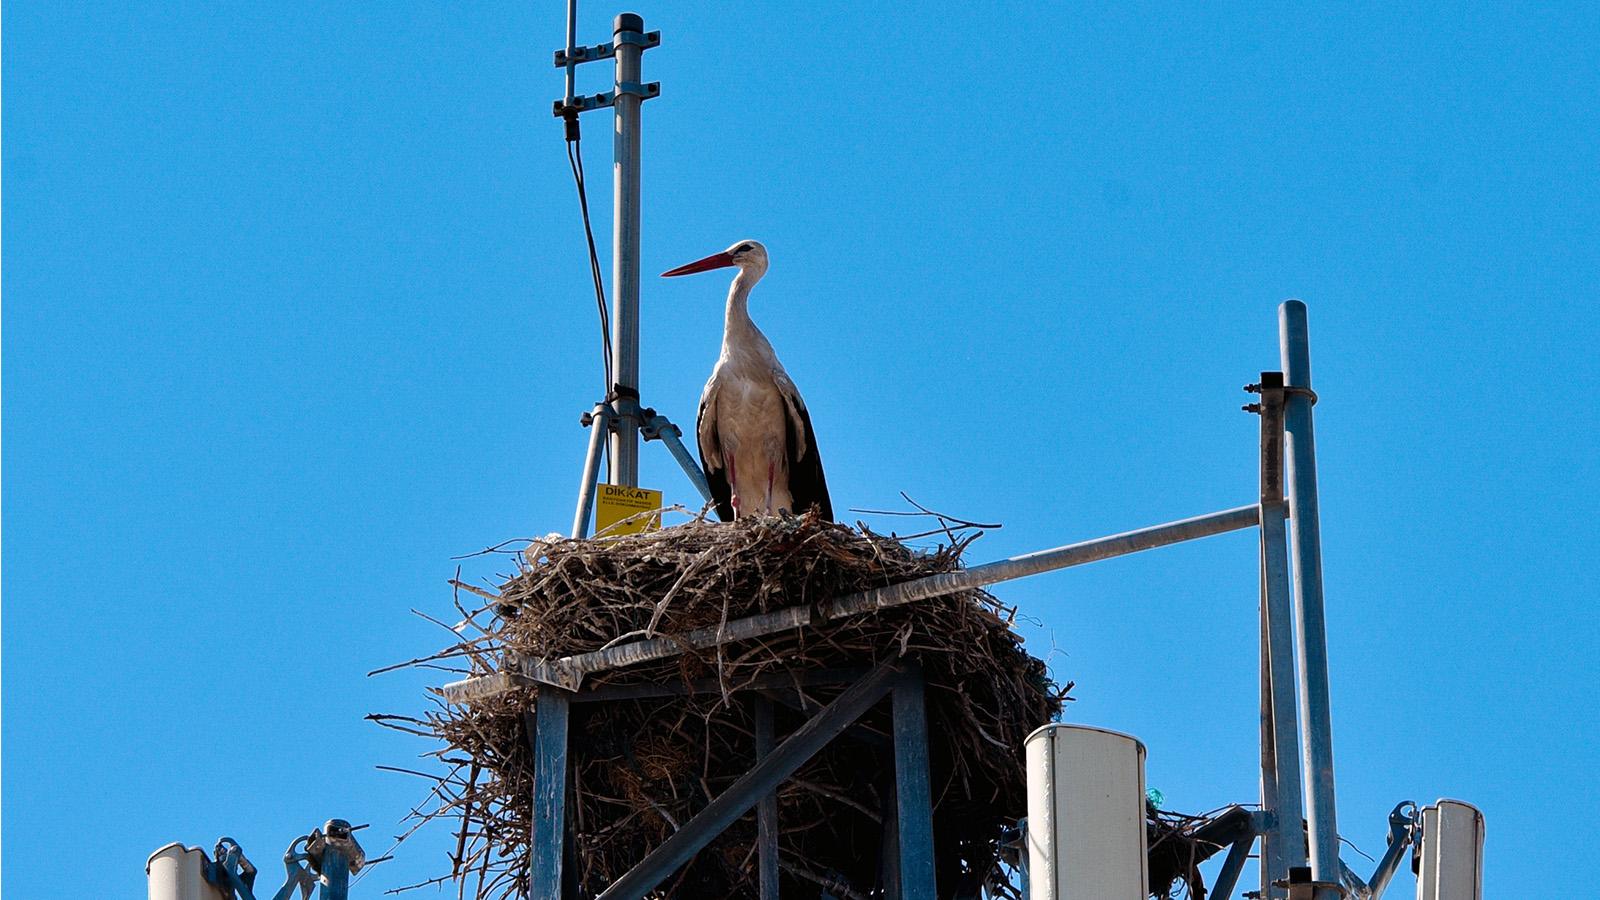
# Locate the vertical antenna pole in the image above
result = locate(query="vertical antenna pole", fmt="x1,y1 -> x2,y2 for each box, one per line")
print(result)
562,0 -> 578,106
609,12 -> 646,487
1257,371 -> 1308,898
1278,300 -> 1341,898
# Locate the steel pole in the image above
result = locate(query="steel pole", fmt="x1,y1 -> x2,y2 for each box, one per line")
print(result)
1258,372 -> 1308,898
1278,300 -> 1341,898
608,13 -> 645,487
572,406 -> 609,538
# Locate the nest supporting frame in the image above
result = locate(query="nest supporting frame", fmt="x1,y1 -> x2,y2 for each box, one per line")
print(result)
441,300 -> 1422,898
526,662 -> 936,900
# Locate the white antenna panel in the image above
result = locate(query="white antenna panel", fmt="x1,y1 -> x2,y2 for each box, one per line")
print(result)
146,843 -> 226,900
1025,724 -> 1149,900
1416,799 -> 1485,900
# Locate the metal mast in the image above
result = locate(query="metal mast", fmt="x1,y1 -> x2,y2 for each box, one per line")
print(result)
558,8 -> 714,538
608,12 -> 646,487
1280,300 -> 1344,899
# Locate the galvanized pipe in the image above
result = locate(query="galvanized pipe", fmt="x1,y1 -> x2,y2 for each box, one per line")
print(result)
608,13 -> 645,487
571,405 -> 609,538
1260,496 -> 1308,893
1258,372 -> 1308,897
1279,299 -> 1341,898
648,414 -> 716,504
1258,596 -> 1281,900
562,0 -> 578,105
833,503 -> 1264,616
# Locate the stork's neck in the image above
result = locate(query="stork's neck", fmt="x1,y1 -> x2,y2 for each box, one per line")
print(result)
722,267 -> 768,351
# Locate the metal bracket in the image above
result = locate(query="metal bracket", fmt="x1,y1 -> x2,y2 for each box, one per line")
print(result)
1244,371 -> 1287,415
553,31 -> 661,67
551,81 -> 661,117
1345,800 -> 1418,900
1275,867 -> 1348,900
209,838 -> 259,900
271,835 -> 318,900
202,824 -> 367,900
637,413 -> 675,442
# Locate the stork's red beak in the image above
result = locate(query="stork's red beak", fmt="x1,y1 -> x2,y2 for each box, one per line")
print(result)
661,251 -> 735,277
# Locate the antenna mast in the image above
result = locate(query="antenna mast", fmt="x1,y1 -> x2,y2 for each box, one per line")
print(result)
557,7 -> 710,537
607,12 -> 646,487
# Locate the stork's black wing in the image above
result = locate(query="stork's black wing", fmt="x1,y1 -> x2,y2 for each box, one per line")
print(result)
785,396 -> 833,521
696,390 -> 735,522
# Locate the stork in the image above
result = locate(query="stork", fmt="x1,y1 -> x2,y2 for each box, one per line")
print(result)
661,240 -> 833,522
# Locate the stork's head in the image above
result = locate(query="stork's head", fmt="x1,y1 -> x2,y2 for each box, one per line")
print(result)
661,239 -> 768,279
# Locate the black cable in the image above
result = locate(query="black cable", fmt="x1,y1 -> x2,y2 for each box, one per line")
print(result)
564,113 -> 613,393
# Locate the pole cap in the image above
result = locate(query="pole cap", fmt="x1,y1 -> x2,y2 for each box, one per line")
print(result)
614,12 -> 644,34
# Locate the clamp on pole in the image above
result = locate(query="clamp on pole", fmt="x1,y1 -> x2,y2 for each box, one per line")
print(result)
202,821 -> 367,900
550,28 -> 660,118
1275,870 -> 1348,900
553,29 -> 661,66
571,397 -> 717,538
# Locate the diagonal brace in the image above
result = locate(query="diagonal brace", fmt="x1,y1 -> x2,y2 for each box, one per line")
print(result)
595,663 -> 903,900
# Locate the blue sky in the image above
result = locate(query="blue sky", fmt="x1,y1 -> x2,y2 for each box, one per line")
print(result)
5,2 -> 1597,897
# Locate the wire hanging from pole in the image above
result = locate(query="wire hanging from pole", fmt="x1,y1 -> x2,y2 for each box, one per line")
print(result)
564,111 -> 613,394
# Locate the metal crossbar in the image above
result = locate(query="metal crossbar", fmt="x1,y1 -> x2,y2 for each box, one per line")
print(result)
440,503 -> 1273,701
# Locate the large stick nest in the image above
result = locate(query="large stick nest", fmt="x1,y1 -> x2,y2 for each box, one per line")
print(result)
386,514 -> 1071,899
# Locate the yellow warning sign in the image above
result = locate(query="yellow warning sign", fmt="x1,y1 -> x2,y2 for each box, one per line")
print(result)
594,485 -> 664,536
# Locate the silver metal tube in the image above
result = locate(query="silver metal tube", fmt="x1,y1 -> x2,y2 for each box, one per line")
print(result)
608,13 -> 644,487
563,0 -> 577,105
1258,371 -> 1308,897
1279,299 -> 1341,897
1261,495 -> 1308,892
572,406 -> 609,538
832,503 -> 1264,616
652,418 -> 715,504
1259,597 -> 1281,900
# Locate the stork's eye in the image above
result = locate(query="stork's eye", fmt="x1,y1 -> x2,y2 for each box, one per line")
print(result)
735,243 -> 754,253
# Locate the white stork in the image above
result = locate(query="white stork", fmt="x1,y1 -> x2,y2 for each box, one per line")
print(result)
661,240 -> 833,522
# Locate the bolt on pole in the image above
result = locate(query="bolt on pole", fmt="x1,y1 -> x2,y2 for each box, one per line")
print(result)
608,12 -> 646,487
